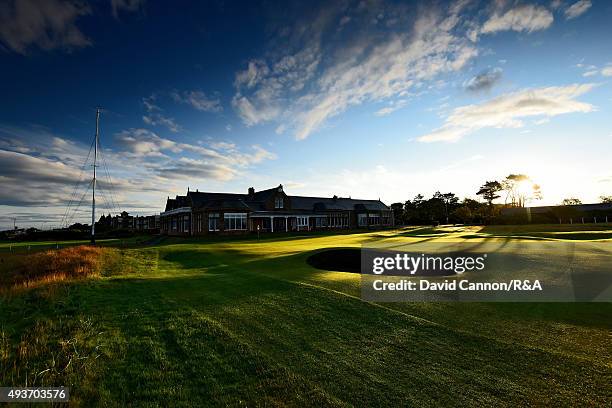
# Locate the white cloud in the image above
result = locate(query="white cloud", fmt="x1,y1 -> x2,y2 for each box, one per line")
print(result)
142,95 -> 182,132
0,124 -> 276,227
418,84 -> 595,142
580,64 -> 612,77
234,59 -> 270,89
171,90 -> 222,113
0,0 -> 91,54
550,0 -> 563,9
564,0 -> 592,20
209,141 -> 235,150
142,114 -> 181,133
464,67 -> 503,92
233,2 -> 479,140
601,66 -> 612,77
375,99 -> 408,117
231,94 -> 280,126
481,4 -> 554,34
115,128 -> 276,174
115,128 -> 180,157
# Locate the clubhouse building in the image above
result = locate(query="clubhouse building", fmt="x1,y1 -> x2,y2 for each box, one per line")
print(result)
160,184 -> 393,236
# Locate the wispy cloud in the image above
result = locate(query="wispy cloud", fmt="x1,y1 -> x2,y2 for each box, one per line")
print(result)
111,0 -> 146,19
578,63 -> 612,77
375,99 -> 408,117
142,95 -> 182,133
480,4 -> 554,35
464,67 -> 503,92
418,84 -> 595,142
232,1 -> 478,140
564,0 -> 592,20
171,90 -> 222,113
0,124 -> 276,218
115,128 -> 276,178
0,0 -> 91,54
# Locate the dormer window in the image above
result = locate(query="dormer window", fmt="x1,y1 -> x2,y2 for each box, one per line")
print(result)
275,197 -> 284,209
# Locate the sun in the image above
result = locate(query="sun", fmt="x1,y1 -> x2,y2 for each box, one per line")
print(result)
516,179 -> 533,197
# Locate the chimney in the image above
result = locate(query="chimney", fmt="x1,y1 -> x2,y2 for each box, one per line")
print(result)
248,187 -> 255,198
333,195 -> 338,201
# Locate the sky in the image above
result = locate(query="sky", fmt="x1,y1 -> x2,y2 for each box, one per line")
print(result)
1,0 -> 611,230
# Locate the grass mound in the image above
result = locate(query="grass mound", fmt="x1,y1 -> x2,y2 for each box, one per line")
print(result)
0,245 -> 122,291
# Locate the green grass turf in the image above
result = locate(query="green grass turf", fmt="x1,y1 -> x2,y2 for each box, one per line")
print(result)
1,226 -> 611,406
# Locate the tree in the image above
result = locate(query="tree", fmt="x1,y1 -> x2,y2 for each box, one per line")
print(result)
433,191 -> 459,224
501,174 -> 542,207
562,198 -> 582,206
477,180 -> 502,206
600,195 -> 612,204
462,198 -> 482,211
453,206 -> 473,224
412,194 -> 425,209
531,184 -> 543,202
390,203 -> 404,225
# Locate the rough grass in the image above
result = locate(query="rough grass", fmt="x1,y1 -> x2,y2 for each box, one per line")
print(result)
0,228 -> 611,406
0,245 -> 123,292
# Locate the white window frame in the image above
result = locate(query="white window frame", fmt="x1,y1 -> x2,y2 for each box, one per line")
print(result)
358,214 -> 368,227
208,213 -> 220,232
274,197 -> 284,209
224,212 -> 248,231
297,216 -> 308,227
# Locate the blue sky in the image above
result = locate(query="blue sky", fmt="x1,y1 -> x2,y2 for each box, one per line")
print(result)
1,0 -> 611,229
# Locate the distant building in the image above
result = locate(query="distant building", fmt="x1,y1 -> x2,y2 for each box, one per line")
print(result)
160,184 -> 393,236
97,211 -> 160,233
132,214 -> 160,232
501,203 -> 612,224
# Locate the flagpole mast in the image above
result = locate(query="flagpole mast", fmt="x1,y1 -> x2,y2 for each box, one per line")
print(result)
91,108 -> 100,244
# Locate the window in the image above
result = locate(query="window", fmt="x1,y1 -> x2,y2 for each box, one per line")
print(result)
328,214 -> 348,228
368,213 -> 380,225
274,197 -> 284,209
193,213 -> 202,233
358,214 -> 368,227
297,216 -> 308,227
224,213 -> 247,230
315,216 -> 327,227
183,215 -> 190,232
208,213 -> 219,231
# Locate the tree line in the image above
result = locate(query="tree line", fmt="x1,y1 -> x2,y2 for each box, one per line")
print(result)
390,173 -> 610,225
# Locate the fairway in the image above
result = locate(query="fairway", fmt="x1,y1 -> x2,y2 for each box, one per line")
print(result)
1,226 -> 611,406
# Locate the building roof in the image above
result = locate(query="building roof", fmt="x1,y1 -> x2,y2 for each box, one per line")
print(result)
290,196 -> 388,211
163,185 -> 390,214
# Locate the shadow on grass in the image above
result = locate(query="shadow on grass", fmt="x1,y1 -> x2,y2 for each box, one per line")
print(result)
3,243 -> 612,406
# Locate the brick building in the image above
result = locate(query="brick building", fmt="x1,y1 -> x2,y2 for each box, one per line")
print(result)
160,185 -> 393,236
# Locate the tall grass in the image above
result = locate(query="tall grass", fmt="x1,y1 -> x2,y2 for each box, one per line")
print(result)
0,245 -> 122,292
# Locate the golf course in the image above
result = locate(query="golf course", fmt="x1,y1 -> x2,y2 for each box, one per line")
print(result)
1,225 -> 611,406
